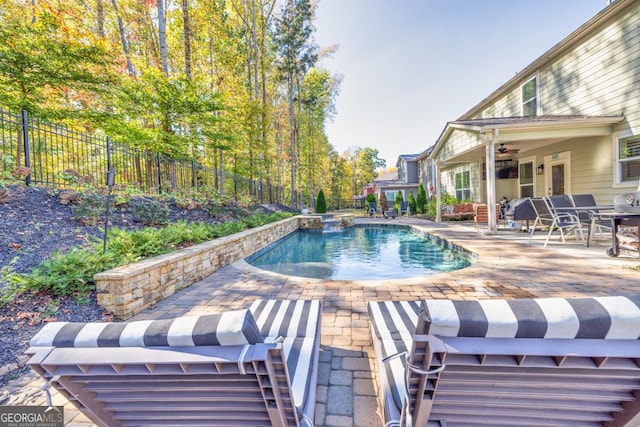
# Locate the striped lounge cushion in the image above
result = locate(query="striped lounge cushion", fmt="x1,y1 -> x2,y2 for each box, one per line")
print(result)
29,309 -> 263,347
250,299 -> 322,338
368,296 -> 640,426
368,300 -> 421,341
250,299 -> 322,415
417,295 -> 640,339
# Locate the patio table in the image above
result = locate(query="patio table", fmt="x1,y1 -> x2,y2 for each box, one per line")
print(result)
554,205 -> 614,247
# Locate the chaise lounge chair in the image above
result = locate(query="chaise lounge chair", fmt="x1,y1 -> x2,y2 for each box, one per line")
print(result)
26,299 -> 322,427
368,296 -> 640,426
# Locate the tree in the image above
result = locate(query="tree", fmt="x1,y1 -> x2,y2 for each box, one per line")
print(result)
417,183 -> 428,214
408,192 -> 417,215
347,147 -> 386,196
379,192 -> 388,213
328,151 -> 348,210
316,189 -> 326,213
0,4 -> 114,116
394,191 -> 404,212
274,0 -> 317,207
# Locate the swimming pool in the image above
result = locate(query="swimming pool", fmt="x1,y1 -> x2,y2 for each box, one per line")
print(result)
246,225 -> 472,280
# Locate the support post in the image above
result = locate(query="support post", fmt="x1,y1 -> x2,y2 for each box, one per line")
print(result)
484,130 -> 498,234
435,161 -> 442,222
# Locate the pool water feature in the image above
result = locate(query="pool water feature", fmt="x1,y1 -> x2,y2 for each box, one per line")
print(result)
247,225 -> 472,280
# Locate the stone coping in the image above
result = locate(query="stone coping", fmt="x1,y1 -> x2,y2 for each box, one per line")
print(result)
94,214 -> 357,319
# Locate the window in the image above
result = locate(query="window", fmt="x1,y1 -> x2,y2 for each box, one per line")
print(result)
519,161 -> 534,197
385,191 -> 397,203
617,134 -> 640,184
521,77 -> 537,116
455,171 -> 471,201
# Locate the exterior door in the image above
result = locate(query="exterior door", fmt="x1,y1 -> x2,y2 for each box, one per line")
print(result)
544,151 -> 571,196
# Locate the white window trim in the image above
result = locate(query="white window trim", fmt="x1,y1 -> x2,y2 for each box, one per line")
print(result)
518,156 -> 536,197
455,169 -> 471,201
613,130 -> 640,187
521,75 -> 539,116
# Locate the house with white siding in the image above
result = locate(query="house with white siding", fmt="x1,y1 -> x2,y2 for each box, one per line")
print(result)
428,0 -> 640,231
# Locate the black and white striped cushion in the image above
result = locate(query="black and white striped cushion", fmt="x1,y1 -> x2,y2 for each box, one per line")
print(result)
367,300 -> 421,341
369,296 -> 640,425
29,309 -> 264,347
251,299 -> 322,414
250,299 -> 322,338
417,296 -> 640,339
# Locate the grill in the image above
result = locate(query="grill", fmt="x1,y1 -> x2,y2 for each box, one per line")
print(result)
614,191 -> 640,213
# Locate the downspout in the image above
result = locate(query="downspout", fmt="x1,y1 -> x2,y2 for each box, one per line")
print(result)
484,129 -> 498,233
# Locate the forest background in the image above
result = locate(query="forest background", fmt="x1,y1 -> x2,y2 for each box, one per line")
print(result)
0,0 -> 386,209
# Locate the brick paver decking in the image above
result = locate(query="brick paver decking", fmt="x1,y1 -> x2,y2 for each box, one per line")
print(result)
3,217 -> 639,426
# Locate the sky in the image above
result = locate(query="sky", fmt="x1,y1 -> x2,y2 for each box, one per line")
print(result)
313,0 -> 609,167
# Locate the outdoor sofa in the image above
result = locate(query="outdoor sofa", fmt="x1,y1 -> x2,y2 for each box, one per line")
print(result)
26,299 -> 322,427
368,296 -> 640,426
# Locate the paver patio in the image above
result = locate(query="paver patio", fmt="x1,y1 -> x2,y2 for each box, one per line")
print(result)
2,217 -> 639,426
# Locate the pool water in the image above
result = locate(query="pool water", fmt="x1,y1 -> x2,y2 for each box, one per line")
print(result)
247,226 -> 471,280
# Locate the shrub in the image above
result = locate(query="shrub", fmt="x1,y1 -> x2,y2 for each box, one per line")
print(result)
316,189 -> 327,213
417,183 -> 428,214
379,192 -> 388,212
10,247 -> 116,297
394,191 -> 404,212
130,197 -> 170,225
71,191 -> 105,225
408,192 -> 417,215
426,190 -> 458,218
0,212 -> 293,303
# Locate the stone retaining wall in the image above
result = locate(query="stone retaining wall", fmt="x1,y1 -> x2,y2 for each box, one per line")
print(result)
95,217 -> 300,319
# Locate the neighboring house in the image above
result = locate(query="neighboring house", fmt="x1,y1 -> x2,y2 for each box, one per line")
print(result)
372,158 -> 420,206
428,0 -> 640,231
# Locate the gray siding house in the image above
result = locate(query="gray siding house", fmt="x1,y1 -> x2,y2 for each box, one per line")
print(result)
428,0 -> 640,230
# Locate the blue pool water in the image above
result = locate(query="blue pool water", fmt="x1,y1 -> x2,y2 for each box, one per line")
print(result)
247,226 -> 471,280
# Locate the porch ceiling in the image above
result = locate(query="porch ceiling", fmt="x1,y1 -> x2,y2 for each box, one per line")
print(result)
437,115 -> 625,164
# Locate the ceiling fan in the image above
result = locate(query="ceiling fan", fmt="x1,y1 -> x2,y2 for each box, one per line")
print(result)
496,143 -> 519,155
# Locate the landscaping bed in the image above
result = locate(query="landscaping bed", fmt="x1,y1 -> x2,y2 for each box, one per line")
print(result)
0,185 -> 291,386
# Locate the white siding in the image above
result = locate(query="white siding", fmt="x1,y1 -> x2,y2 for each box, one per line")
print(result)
433,129 -> 483,163
475,3 -> 640,137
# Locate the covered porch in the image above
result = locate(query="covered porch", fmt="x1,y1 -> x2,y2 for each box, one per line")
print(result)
430,115 -> 626,232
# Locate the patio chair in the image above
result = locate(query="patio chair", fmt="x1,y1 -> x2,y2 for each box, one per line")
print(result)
368,295 -> 640,427
528,198 -> 555,236
399,201 -> 410,218
473,203 -> 500,230
368,201 -> 380,218
26,299 -> 322,427
528,197 -> 583,248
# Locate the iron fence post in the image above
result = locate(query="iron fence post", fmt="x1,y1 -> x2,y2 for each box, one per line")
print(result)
103,136 -> 115,254
157,153 -> 162,194
21,109 -> 31,186
191,160 -> 196,189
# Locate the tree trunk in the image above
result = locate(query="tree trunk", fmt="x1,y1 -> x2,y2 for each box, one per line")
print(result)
110,0 -> 135,76
97,0 -> 105,37
182,0 -> 192,80
157,0 -> 169,76
288,73 -> 296,207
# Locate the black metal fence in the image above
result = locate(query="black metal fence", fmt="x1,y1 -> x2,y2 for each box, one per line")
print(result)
0,108 -> 287,204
